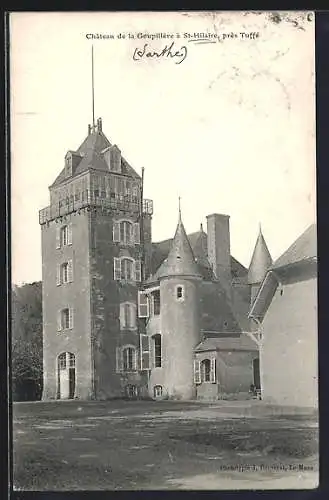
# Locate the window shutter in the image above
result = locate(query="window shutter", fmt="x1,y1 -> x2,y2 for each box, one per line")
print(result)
68,223 -> 73,245
135,260 -> 141,282
194,360 -> 201,384
140,334 -> 150,370
113,221 -> 120,242
56,227 -> 61,249
119,303 -> 125,329
56,264 -> 61,286
57,310 -> 62,331
133,349 -> 137,370
130,304 -> 136,329
210,358 -> 216,383
68,259 -> 73,283
138,291 -> 149,318
116,347 -> 123,373
114,257 -> 121,280
133,223 -> 140,244
69,308 -> 74,329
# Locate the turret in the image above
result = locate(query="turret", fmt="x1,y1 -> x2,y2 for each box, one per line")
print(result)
248,224 -> 272,305
157,207 -> 202,400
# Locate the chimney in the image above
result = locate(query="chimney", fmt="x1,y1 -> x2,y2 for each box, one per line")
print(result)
206,214 -> 231,288
97,117 -> 102,132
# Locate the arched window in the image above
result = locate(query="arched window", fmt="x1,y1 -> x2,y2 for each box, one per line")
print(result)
201,359 -> 211,382
122,346 -> 137,371
113,219 -> 140,245
154,385 -> 163,398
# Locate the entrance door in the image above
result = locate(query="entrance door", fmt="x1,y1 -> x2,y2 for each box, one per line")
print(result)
253,358 -> 260,390
57,352 -> 76,399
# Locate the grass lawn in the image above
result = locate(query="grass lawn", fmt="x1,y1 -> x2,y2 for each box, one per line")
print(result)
12,400 -> 319,490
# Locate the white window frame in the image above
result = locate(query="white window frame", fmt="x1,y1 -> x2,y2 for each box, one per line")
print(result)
194,359 -> 201,384
120,302 -> 137,330
200,358 -> 216,384
57,260 -> 73,286
140,334 -> 150,371
138,291 -> 149,318
57,307 -> 73,331
176,285 -> 185,302
121,345 -> 137,372
113,257 -> 141,282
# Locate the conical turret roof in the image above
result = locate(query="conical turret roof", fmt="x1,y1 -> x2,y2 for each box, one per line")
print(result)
156,211 -> 202,280
248,225 -> 272,284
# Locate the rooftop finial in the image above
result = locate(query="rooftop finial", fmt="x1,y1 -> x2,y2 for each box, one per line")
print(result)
178,196 -> 182,221
259,222 -> 262,234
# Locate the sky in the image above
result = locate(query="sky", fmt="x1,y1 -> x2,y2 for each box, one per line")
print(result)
10,11 -> 316,285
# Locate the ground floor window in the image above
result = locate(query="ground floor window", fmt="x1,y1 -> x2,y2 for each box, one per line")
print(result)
125,385 -> 138,398
201,359 -> 211,382
153,385 -> 163,398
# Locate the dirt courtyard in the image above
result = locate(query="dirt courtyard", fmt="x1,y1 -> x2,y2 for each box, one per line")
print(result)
12,399 -> 319,491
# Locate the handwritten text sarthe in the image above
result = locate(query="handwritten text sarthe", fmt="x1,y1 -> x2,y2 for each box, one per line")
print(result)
132,42 -> 187,64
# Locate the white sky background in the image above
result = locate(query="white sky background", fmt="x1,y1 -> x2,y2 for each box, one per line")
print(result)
10,11 -> 316,285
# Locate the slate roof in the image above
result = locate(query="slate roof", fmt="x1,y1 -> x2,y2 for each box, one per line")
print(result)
200,281 -> 244,334
149,229 -> 247,281
195,333 -> 258,352
248,227 -> 272,284
272,223 -> 317,270
50,125 -> 140,187
156,213 -> 203,280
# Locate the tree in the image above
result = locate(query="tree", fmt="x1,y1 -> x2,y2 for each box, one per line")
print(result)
11,282 -> 43,401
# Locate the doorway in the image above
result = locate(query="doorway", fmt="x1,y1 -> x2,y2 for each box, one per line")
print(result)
57,352 -> 76,399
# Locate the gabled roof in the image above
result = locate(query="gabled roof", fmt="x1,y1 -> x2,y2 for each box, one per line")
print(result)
249,223 -> 317,320
195,333 -> 258,352
248,226 -> 272,284
50,122 -> 140,187
272,223 -> 317,270
156,212 -> 202,280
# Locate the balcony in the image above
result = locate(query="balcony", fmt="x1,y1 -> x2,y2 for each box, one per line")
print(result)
39,196 -> 153,224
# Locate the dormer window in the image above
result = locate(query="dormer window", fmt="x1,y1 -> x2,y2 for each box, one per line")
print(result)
65,153 -> 72,178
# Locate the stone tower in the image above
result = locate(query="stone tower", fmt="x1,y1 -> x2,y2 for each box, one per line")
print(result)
156,209 -> 202,400
248,225 -> 272,305
39,118 -> 153,400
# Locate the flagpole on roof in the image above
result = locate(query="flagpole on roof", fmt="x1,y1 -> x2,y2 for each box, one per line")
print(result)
91,45 -> 95,128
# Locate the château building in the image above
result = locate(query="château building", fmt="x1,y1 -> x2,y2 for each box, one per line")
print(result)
39,118 -> 281,402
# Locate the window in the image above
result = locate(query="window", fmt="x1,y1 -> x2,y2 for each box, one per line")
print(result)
113,220 -> 140,245
56,260 -> 73,285
58,352 -> 75,369
201,359 -> 211,382
113,257 -> 141,282
58,353 -> 67,369
152,290 -> 160,316
94,189 -> 99,198
122,347 -> 136,371
140,334 -> 150,370
138,291 -> 149,318
154,385 -> 163,398
176,285 -> 184,301
57,308 -> 73,331
121,258 -> 133,281
154,334 -> 162,368
61,263 -> 69,283
56,224 -> 72,248
120,302 -> 136,330
194,358 -> 216,384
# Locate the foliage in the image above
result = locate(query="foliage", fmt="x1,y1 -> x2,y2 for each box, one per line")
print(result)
11,282 -> 43,401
